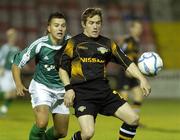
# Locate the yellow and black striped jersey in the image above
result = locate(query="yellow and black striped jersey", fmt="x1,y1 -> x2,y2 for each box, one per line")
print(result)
121,36 -> 140,63
56,33 -> 132,85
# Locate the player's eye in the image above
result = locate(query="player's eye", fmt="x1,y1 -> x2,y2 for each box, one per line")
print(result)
89,21 -> 94,25
96,21 -> 101,25
61,24 -> 66,28
53,23 -> 59,27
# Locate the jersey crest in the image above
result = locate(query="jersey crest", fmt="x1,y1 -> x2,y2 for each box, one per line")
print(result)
97,47 -> 108,54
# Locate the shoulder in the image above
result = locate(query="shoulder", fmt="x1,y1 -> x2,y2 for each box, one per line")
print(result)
98,35 -> 115,47
99,35 -> 111,42
1,43 -> 9,49
66,33 -> 82,45
0,44 -> 10,52
65,34 -> 72,40
71,33 -> 84,41
62,34 -> 72,45
123,35 -> 135,43
10,46 -> 19,52
29,35 -> 49,47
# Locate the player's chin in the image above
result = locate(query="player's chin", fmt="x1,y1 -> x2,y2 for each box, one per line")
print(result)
91,34 -> 99,38
56,35 -> 64,40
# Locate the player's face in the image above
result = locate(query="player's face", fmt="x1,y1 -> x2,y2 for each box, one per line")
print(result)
83,15 -> 102,38
48,18 -> 66,44
7,29 -> 18,45
131,22 -> 143,37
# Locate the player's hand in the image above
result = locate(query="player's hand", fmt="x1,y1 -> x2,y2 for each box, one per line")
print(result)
64,89 -> 75,107
139,77 -> 151,96
16,84 -> 28,96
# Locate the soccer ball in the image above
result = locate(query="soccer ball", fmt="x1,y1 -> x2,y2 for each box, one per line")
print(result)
138,52 -> 163,76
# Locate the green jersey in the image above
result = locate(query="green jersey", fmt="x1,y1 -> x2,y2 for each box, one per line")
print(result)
13,35 -> 70,89
0,43 -> 19,70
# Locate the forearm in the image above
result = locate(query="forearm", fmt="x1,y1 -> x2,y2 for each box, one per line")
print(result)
126,62 -> 146,81
11,64 -> 23,86
59,68 -> 71,86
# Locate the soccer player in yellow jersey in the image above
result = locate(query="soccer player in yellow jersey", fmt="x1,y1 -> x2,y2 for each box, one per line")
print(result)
56,8 -> 151,140
117,21 -> 144,114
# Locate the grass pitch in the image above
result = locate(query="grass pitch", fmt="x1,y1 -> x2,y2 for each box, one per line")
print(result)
0,99 -> 180,140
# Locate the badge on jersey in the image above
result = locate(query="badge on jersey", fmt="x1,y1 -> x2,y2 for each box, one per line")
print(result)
97,47 -> 108,54
78,106 -> 86,112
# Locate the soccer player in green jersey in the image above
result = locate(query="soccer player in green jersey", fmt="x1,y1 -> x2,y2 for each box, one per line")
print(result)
0,28 -> 19,116
12,12 -> 70,140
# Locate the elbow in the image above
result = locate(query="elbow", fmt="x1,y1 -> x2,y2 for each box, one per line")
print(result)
126,62 -> 134,71
59,68 -> 68,77
59,67 -> 67,73
11,63 -> 17,71
11,64 -> 20,72
126,62 -> 137,74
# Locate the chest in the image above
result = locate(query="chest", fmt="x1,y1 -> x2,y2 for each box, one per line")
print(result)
38,47 -> 57,63
126,39 -> 139,52
76,42 -> 110,58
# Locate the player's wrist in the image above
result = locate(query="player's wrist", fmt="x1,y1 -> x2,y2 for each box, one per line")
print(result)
65,84 -> 73,91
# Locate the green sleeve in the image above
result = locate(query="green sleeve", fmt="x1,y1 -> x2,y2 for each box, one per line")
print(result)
13,43 -> 38,68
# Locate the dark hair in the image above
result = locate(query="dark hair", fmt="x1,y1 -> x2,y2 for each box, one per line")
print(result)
48,12 -> 66,25
81,8 -> 102,25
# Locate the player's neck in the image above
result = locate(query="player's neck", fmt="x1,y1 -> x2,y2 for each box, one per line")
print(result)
131,33 -> 139,41
49,34 -> 63,45
8,41 -> 16,46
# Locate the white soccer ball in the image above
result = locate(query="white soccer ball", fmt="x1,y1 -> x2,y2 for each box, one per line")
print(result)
138,52 -> 163,76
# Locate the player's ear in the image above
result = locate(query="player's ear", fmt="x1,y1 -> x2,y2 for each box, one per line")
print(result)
81,21 -> 85,28
47,25 -> 50,33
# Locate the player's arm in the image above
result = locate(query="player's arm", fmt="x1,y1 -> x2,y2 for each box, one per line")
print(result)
121,38 -> 136,61
12,43 -> 38,96
126,63 -> 151,96
111,41 -> 151,96
12,64 -> 28,96
59,68 -> 75,107
111,41 -> 132,68
56,39 -> 75,107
